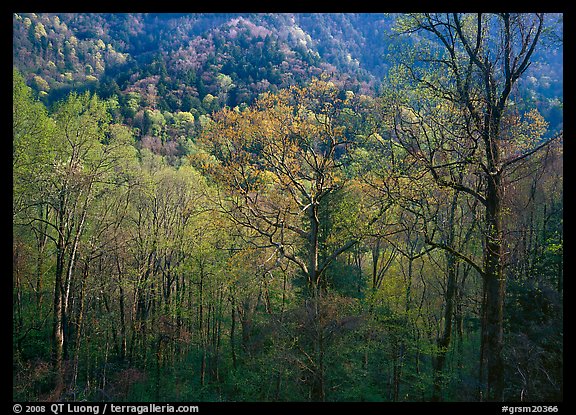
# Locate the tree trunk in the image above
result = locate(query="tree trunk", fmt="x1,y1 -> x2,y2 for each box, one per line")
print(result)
35,204 -> 50,309
432,193 -> 459,401
307,202 -> 326,402
13,243 -> 24,354
53,195 -> 67,392
308,203 -> 320,293
230,294 -> 237,370
482,167 -> 505,401
310,294 -> 325,402
71,258 -> 90,391
116,256 -> 127,362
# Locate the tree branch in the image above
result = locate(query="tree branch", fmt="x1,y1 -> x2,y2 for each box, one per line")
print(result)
428,164 -> 488,207
424,237 -> 485,277
499,131 -> 562,172
318,240 -> 358,277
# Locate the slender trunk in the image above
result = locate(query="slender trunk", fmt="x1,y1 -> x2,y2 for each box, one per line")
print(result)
478,275 -> 488,401
137,286 -> 149,367
230,294 -> 237,370
432,193 -> 459,401
128,285 -> 139,365
35,204 -> 49,309
116,257 -> 127,362
393,254 -> 414,403
155,335 -> 163,401
455,268 -> 468,375
102,334 -> 110,393
482,153 -> 505,401
211,287 -> 223,383
307,202 -> 325,402
405,257 -> 413,314
174,269 -> 181,360
309,292 -> 325,402
354,246 -> 363,294
372,238 -> 380,291
35,242 -> 45,310
368,239 -> 381,314
13,244 -> 24,353
72,259 -> 90,391
308,203 -> 320,293
432,255 -> 457,401
62,201 -> 88,363
198,261 -> 204,339
53,194 -> 67,392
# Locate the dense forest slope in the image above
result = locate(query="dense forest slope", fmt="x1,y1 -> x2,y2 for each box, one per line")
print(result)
13,13 -> 562,133
13,13 -> 563,404
13,13 -> 405,162
13,13 -> 387,106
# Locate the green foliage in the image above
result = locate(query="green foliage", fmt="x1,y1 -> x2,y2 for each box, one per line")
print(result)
12,15 -> 563,403
13,69 -> 55,197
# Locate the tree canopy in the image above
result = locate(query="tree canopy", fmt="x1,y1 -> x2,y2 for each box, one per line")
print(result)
13,13 -> 562,405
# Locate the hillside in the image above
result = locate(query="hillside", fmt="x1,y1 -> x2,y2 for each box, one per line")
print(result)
13,13 -> 390,105
13,13 -> 562,137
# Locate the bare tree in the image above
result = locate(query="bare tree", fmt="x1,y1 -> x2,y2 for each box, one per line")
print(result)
391,13 -> 561,401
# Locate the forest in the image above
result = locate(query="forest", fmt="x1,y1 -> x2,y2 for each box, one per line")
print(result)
13,13 -> 562,404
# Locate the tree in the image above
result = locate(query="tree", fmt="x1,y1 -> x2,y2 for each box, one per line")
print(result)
13,69 -> 57,366
200,79 -> 363,296
14,86 -> 134,395
198,78 -> 372,400
390,13 -> 561,401
13,69 -> 54,217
